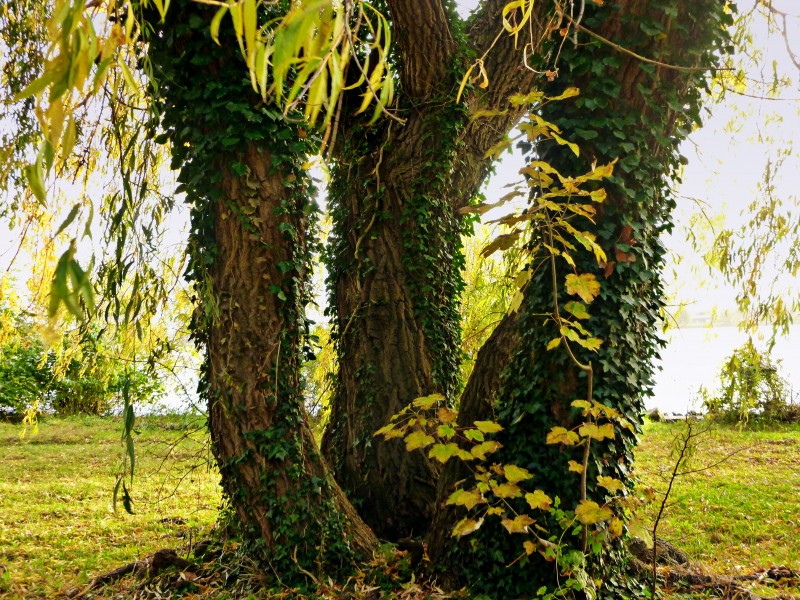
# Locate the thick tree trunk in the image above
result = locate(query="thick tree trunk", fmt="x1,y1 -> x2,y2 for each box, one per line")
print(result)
145,3 -> 377,579
322,0 -> 548,541
206,145 -> 376,574
427,0 -> 729,594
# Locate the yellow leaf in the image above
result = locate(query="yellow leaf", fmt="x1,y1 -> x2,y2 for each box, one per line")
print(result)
471,440 -> 502,460
490,481 -> 521,499
546,337 -> 561,351
413,393 -> 445,409
474,420 -> 503,434
446,488 -> 486,510
609,517 -> 623,538
597,476 -> 625,494
568,460 -> 584,474
578,422 -> 615,441
501,514 -> 534,534
575,500 -> 612,525
571,399 -> 592,410
404,430 -> 435,451
546,86 -> 580,101
565,273 -> 601,304
438,407 -> 457,424
503,465 -> 534,483
452,517 -> 484,538
523,540 -> 537,555
546,426 -> 580,446
525,490 -> 553,511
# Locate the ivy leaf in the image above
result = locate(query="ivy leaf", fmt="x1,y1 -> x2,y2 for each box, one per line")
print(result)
597,476 -> 625,494
568,460 -> 585,474
565,273 -> 601,304
474,420 -> 503,433
578,423 -> 615,441
404,430 -> 435,451
446,488 -> 486,510
429,443 -> 460,464
525,490 -> 553,511
501,514 -> 535,534
471,440 -> 502,460
503,465 -> 534,483
452,517 -> 484,538
546,426 -> 580,446
575,500 -> 612,525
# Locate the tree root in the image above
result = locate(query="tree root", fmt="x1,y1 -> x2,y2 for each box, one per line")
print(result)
66,548 -> 193,598
628,537 -> 800,600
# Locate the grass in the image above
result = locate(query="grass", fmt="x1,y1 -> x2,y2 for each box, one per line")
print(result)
0,415 -> 798,598
0,414 -> 221,599
635,420 -> 800,598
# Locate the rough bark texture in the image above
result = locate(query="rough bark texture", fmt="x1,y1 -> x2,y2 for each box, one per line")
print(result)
322,0 -> 550,541
207,145 -> 376,567
426,2 -> 727,595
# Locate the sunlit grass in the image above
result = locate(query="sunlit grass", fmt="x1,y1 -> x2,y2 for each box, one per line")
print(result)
0,414 -> 221,598
635,420 -> 800,598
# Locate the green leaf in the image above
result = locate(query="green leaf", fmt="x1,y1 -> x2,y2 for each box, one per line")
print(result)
55,204 -> 81,237
464,428 -> 484,442
428,443 -> 460,464
564,301 -> 590,320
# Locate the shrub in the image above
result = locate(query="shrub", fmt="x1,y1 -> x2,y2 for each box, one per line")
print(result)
702,340 -> 798,424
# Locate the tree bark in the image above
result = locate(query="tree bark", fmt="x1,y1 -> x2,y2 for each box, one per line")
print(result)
322,0 -> 550,541
145,3 -> 377,578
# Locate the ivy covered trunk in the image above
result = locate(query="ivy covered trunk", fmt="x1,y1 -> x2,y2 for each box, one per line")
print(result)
145,2 -> 376,578
321,0 -> 545,541
428,0 -> 730,596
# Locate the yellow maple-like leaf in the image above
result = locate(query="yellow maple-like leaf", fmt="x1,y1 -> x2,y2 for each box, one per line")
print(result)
446,488 -> 486,510
578,422 -> 615,441
597,476 -> 625,494
490,481 -> 521,499
609,516 -> 623,538
501,514 -> 535,534
525,490 -> 553,511
451,517 -> 484,538
523,540 -> 537,555
437,406 -> 457,424
428,443 -> 460,463
575,500 -> 612,525
404,430 -> 435,451
474,420 -> 504,433
568,460 -> 584,474
471,440 -> 502,460
565,272 -> 601,304
546,426 -> 580,446
503,464 -> 534,483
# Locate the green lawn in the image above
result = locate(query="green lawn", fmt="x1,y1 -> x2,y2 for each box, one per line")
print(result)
635,420 -> 800,597
0,414 -> 221,598
1,416 -> 797,598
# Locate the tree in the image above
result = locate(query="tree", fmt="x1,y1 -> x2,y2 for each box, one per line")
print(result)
4,0 -> 731,594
